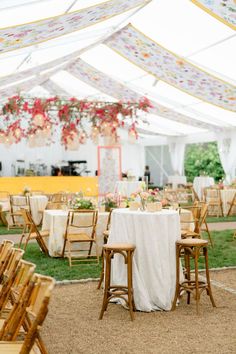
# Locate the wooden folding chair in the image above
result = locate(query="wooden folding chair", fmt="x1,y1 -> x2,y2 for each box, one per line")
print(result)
0,248 -> 24,290
61,210 -> 98,266
9,195 -> 30,229
0,273 -> 55,354
0,240 -> 15,280
227,191 -> 236,216
19,210 -> 49,255
50,193 -> 67,203
0,260 -> 36,315
203,188 -> 223,217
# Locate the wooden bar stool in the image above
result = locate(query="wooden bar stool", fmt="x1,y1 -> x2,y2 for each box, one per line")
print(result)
172,238 -> 216,314
99,243 -> 136,321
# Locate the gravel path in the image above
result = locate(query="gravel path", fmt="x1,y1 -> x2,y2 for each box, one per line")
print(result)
42,270 -> 236,354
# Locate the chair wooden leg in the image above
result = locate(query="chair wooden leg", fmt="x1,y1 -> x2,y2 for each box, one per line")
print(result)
204,221 -> 213,247
127,250 -> 134,321
194,248 -> 200,314
186,251 -> 191,305
172,245 -> 180,311
99,251 -> 111,320
203,247 -> 216,308
68,241 -> 72,267
97,250 -> 104,290
227,204 -> 233,217
61,239 -> 67,258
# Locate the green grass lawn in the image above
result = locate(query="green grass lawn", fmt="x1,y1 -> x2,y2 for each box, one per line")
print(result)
206,215 -> 236,223
22,244 -> 102,281
10,229 -> 235,281
0,222 -> 235,281
0,227 -> 22,235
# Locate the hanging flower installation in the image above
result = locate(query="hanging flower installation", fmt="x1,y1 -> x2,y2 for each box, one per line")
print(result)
0,95 -> 152,149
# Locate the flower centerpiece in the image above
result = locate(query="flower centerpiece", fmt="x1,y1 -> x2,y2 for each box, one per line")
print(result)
131,187 -> 161,211
102,193 -> 118,212
23,186 -> 31,196
70,196 -> 95,210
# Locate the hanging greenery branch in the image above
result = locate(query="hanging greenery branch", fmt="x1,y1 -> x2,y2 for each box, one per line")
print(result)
0,95 -> 152,149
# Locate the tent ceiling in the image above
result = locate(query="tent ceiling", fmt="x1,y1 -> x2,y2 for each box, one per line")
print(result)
0,0 -> 235,144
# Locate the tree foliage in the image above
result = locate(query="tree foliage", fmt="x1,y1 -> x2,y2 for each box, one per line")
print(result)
184,142 -> 224,182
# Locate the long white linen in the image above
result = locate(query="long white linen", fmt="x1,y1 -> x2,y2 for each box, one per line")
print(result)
29,195 -> 48,225
42,209 -> 109,257
168,176 -> 187,189
168,142 -> 186,176
108,208 -> 182,312
193,176 -> 215,200
114,181 -> 142,196
217,133 -> 236,184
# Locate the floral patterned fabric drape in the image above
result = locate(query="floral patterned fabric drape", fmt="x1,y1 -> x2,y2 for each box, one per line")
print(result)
0,0 -> 150,54
68,58 -> 221,132
105,24 -> 236,112
191,0 -> 236,31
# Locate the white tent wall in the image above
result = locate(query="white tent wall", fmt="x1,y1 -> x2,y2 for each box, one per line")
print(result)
0,139 -> 145,178
145,145 -> 173,187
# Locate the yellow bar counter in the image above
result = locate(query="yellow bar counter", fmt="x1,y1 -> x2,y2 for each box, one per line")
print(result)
0,176 -> 98,196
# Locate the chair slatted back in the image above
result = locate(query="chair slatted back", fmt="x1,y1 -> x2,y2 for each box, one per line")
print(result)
0,240 -> 14,279
50,193 -> 67,203
65,210 -> 98,240
0,240 -> 14,264
46,202 -> 67,210
0,259 -> 35,313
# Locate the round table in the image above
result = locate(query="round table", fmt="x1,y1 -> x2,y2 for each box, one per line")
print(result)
108,208 -> 182,312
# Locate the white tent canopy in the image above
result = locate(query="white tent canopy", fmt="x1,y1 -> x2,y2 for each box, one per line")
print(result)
0,0 -> 235,180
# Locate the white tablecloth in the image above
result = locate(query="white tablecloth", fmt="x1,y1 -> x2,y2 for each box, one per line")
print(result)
193,177 -> 215,200
168,176 -> 187,189
108,208 -> 182,312
42,210 -> 109,257
29,195 -> 48,225
220,189 -> 236,216
114,181 -> 142,196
